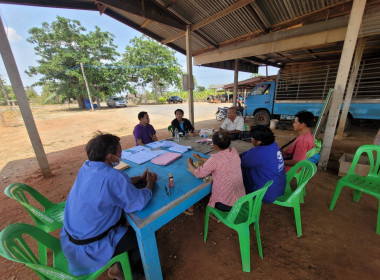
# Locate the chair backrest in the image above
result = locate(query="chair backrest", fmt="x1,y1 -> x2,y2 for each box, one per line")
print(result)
284,160 -> 317,201
168,125 -> 173,134
5,183 -> 56,226
348,144 -> 380,177
0,223 -> 72,279
225,180 -> 273,225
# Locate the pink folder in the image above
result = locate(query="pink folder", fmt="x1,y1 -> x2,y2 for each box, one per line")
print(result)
151,152 -> 182,166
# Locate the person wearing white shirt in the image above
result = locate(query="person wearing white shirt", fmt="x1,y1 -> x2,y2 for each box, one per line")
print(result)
220,107 -> 245,140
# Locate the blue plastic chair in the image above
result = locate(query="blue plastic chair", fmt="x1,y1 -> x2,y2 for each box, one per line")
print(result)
84,99 -> 98,109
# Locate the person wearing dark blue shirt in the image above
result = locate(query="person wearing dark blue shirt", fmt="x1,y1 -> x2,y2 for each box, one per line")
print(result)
241,125 -> 286,203
60,132 -> 158,279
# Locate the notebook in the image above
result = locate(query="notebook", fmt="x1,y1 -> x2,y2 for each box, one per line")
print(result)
151,152 -> 182,166
114,161 -> 130,171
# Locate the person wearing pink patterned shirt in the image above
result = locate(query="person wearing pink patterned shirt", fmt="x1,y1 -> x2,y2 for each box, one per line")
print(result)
282,111 -> 315,172
187,130 -> 246,211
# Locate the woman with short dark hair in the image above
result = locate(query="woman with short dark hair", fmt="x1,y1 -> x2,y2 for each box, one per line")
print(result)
241,125 -> 286,203
171,109 -> 198,136
187,130 -> 245,212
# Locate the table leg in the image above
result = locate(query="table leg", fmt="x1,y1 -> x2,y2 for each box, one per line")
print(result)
136,230 -> 163,280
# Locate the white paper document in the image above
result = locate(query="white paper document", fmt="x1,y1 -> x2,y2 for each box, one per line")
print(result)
141,149 -> 168,157
124,152 -> 155,165
146,141 -> 164,149
168,144 -> 192,154
161,140 -> 177,148
127,146 -> 150,153
121,151 -> 132,159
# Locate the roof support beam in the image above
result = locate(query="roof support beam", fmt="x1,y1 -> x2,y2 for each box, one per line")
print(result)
336,37 -> 365,139
233,59 -> 239,107
0,16 -> 52,178
97,0 -> 186,30
319,0 -> 367,170
104,9 -> 186,55
193,15 -> 350,65
186,25 -> 194,126
162,0 -> 255,45
244,56 -> 282,68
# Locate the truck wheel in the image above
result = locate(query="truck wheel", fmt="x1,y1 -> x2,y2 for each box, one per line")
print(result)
254,110 -> 270,125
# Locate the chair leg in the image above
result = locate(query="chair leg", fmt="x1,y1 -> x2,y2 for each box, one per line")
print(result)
204,207 -> 211,242
38,242 -> 47,265
299,193 -> 304,204
353,190 -> 362,203
377,200 -> 380,235
119,254 -> 133,280
237,226 -> 251,272
329,183 -> 344,210
293,203 -> 302,237
254,222 -> 263,259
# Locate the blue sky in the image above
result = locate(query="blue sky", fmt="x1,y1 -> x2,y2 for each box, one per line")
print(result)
0,4 -> 278,93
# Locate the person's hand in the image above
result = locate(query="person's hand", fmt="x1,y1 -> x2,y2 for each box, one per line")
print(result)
146,172 -> 158,190
141,168 -> 148,182
192,153 -> 201,160
192,130 -> 199,136
187,158 -> 194,166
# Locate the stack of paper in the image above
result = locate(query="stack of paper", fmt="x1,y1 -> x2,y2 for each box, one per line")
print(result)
114,161 -> 130,171
151,152 -> 182,165
122,146 -> 169,165
124,152 -> 155,165
195,138 -> 212,143
146,141 -> 164,149
168,144 -> 192,153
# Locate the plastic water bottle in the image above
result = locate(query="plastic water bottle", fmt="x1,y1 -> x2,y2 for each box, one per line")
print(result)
174,128 -> 179,142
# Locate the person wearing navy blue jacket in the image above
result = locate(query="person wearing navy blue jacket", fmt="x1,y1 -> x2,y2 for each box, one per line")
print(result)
241,125 -> 286,203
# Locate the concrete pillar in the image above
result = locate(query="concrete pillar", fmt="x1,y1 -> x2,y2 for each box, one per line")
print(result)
319,0 -> 367,170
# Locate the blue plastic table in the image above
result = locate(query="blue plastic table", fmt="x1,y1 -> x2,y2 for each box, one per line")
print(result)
123,148 -> 211,280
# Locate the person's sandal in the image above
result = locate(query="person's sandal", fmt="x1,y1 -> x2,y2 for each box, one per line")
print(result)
183,209 -> 195,216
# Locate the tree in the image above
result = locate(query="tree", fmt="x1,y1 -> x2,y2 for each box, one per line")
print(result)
25,86 -> 38,99
123,35 -> 182,102
26,16 -> 123,109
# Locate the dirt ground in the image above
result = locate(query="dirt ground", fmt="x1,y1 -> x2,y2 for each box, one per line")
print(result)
0,102 -> 379,280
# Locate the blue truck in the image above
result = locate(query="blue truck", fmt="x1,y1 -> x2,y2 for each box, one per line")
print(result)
244,60 -> 380,126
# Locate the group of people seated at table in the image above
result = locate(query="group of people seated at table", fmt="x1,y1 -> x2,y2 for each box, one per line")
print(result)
133,107 -> 245,146
61,109 -> 316,280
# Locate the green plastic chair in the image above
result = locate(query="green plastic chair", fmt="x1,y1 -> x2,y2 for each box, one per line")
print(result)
0,223 -> 132,280
168,125 -> 173,135
4,183 -> 66,264
274,160 -> 317,237
329,144 -> 380,234
204,180 -> 273,272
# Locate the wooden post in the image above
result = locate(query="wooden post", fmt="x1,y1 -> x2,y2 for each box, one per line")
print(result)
80,62 -> 94,111
186,25 -> 194,125
335,38 -> 365,140
319,0 -> 367,170
0,16 -> 52,178
233,58 -> 238,107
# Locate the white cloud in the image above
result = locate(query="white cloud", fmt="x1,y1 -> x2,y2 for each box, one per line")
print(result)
6,27 -> 22,42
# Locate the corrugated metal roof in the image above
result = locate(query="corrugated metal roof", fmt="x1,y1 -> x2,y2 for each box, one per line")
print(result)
2,0 -> 380,69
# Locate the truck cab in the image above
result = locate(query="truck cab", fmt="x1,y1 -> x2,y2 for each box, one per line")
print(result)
244,81 -> 276,125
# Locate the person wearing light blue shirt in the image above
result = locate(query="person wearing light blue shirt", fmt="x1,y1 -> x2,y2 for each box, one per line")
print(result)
60,132 -> 157,279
